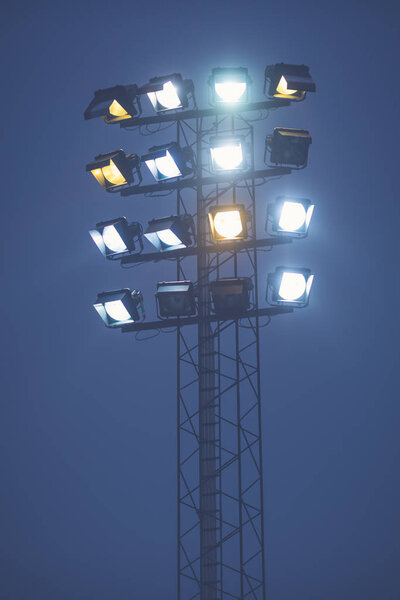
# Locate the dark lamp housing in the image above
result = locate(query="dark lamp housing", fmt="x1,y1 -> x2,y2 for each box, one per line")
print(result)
84,85 -> 140,123
86,150 -> 140,191
211,277 -> 253,317
265,128 -> 312,168
94,289 -> 144,327
264,63 -> 316,101
156,281 -> 196,318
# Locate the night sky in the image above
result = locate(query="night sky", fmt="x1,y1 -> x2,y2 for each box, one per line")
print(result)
1,1 -> 400,598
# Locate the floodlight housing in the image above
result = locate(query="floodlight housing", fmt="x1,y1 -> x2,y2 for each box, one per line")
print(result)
267,267 -> 314,307
267,197 -> 314,238
265,128 -> 312,168
89,217 -> 143,258
209,136 -> 249,173
208,204 -> 248,241
156,281 -> 196,318
142,73 -> 193,112
264,63 -> 316,101
209,67 -> 251,105
94,289 -> 144,327
210,277 -> 253,317
86,150 -> 140,191
144,215 -> 194,251
142,143 -> 193,181
84,85 -> 140,123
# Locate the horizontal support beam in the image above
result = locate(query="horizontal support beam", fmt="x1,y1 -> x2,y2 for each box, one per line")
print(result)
118,237 -> 292,265
120,167 -> 292,197
121,307 -> 293,334
120,99 -> 292,128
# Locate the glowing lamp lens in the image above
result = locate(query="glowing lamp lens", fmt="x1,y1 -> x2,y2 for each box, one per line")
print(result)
148,81 -> 181,110
157,229 -> 182,247
278,201 -> 307,232
154,151 -> 181,178
278,272 -> 307,301
276,76 -> 297,96
108,100 -> 128,117
213,210 -> 243,239
104,300 -> 131,322
211,144 -> 243,170
102,225 -> 127,253
214,82 -> 247,103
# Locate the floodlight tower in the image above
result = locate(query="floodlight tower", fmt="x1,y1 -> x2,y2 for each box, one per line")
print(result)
84,64 -> 316,600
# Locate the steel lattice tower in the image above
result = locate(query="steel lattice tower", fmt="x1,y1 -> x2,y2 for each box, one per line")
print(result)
86,69 -> 315,599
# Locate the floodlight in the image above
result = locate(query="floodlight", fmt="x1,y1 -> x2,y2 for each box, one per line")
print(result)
142,143 -> 193,181
208,204 -> 248,241
156,281 -> 196,318
86,150 -> 140,191
264,63 -> 315,101
144,215 -> 194,251
267,197 -> 314,237
89,217 -> 143,258
84,85 -> 140,123
267,267 -> 314,307
94,289 -> 144,327
209,67 -> 250,104
209,136 -> 248,172
142,74 -> 193,112
265,128 -> 312,168
210,278 -> 253,316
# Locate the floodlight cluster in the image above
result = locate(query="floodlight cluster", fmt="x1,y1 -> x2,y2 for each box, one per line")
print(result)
84,64 -> 316,328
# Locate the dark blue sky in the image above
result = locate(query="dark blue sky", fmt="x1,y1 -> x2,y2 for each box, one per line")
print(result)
1,1 -> 400,598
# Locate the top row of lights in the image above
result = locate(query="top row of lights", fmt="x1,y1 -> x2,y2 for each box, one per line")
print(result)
84,64 -> 316,124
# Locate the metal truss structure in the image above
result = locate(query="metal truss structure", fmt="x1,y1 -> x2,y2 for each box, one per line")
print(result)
115,103 -> 294,600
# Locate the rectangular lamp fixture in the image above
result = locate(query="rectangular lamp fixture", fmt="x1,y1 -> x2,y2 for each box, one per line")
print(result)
209,67 -> 250,104
86,150 -> 140,191
156,281 -> 196,318
144,215 -> 194,251
94,289 -> 144,327
264,63 -> 315,101
142,143 -> 193,181
208,204 -> 248,241
267,267 -> 314,307
267,197 -> 314,238
84,85 -> 140,123
142,73 -> 192,112
89,217 -> 142,258
210,277 -> 253,316
266,128 -> 312,168
209,136 -> 248,173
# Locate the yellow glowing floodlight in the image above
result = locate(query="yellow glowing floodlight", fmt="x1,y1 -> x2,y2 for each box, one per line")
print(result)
208,204 -> 248,241
86,150 -> 139,191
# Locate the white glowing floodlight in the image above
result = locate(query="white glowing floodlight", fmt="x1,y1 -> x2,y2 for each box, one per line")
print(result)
144,74 -> 192,113
89,217 -> 142,257
144,215 -> 194,252
208,204 -> 248,241
209,67 -> 250,104
209,136 -> 248,173
94,289 -> 144,327
267,197 -> 314,237
142,143 -> 193,181
267,267 -> 314,307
